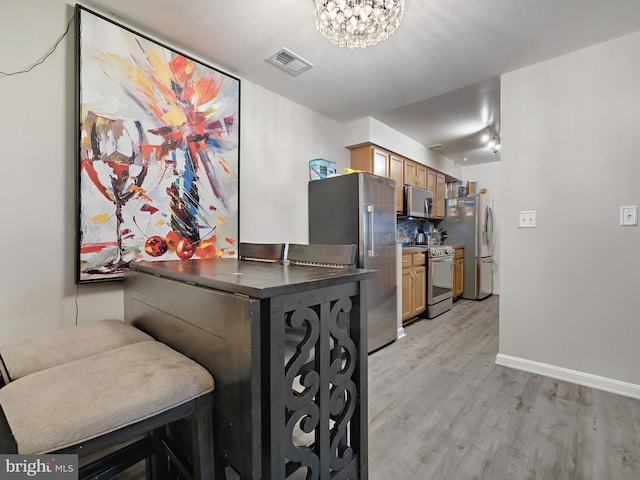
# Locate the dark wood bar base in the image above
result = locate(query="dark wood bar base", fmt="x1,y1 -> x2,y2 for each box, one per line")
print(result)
124,258 -> 375,480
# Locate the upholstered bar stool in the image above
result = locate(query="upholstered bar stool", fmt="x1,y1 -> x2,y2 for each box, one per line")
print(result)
0,319 -> 153,385
0,340 -> 216,479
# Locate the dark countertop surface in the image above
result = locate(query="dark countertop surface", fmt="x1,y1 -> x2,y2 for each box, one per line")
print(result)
128,258 -> 377,299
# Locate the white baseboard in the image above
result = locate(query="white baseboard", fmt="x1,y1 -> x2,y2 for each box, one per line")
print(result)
495,354 -> 640,400
397,327 -> 406,339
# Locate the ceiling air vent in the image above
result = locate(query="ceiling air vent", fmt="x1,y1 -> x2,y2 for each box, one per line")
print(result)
267,48 -> 313,76
427,144 -> 444,151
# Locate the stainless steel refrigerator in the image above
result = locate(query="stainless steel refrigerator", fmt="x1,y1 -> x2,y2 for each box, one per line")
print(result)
440,194 -> 495,300
308,173 -> 397,353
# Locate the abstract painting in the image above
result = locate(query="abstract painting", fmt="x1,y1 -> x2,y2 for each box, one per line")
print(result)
77,6 -> 239,283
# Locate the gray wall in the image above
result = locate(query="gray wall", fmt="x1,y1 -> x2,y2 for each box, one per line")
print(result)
499,30 -> 640,391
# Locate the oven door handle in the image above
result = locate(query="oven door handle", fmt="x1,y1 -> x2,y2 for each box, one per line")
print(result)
430,256 -> 453,264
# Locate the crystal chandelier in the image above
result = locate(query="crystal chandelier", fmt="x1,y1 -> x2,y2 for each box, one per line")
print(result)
315,0 -> 405,49
481,129 -> 501,155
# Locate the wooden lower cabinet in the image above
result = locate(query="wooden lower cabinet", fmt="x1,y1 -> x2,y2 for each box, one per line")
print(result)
453,246 -> 464,300
402,250 -> 426,323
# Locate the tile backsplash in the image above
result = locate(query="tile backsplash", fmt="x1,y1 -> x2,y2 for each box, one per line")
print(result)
397,218 -> 436,245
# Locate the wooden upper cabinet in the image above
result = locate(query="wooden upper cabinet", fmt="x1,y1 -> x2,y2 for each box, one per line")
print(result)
350,143 -> 456,218
389,154 -> 404,214
350,145 -> 389,176
372,147 -> 389,177
435,172 -> 446,218
426,168 -> 436,193
426,168 -> 446,219
416,164 -> 427,189
349,145 -> 403,213
403,160 -> 427,189
403,160 -> 416,187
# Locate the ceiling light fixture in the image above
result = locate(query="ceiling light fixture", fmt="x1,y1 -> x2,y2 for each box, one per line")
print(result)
481,128 -> 501,155
314,0 -> 405,49
488,135 -> 501,155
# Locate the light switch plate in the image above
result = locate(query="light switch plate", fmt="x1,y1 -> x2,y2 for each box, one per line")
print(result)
620,206 -> 638,226
519,211 -> 537,228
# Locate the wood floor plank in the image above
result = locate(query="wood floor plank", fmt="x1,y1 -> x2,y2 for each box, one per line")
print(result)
119,295 -> 640,479
368,296 -> 640,480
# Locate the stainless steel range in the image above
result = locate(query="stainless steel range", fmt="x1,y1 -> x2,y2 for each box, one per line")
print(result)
425,245 -> 454,318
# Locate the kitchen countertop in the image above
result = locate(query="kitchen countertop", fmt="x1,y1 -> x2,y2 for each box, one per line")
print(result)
402,244 -> 464,252
401,246 -> 428,252
402,244 -> 463,249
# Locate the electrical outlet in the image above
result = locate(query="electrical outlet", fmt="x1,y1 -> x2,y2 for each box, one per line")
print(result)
519,210 -> 537,228
620,206 -> 638,226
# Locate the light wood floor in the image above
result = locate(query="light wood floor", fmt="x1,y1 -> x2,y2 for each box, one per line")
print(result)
368,295 -> 640,480
117,295 -> 640,479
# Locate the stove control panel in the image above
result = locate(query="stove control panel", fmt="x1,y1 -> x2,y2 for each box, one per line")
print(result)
427,246 -> 455,257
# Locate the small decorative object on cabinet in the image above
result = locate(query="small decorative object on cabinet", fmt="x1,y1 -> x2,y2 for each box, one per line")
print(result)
453,246 -> 465,300
309,158 -> 336,180
401,249 -> 426,323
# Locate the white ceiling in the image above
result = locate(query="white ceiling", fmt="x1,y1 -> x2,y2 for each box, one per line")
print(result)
84,0 -> 640,166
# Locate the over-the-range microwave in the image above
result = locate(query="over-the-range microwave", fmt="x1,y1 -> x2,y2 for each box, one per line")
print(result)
403,185 -> 433,218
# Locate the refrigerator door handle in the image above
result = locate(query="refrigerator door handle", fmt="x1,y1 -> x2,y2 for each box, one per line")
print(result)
484,206 -> 489,237
482,205 -> 492,251
487,206 -> 494,254
367,204 -> 374,257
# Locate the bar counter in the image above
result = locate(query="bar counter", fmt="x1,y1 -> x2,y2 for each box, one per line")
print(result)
124,258 -> 376,480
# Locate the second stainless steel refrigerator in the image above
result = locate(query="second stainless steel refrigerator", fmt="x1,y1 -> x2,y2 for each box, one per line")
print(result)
308,173 -> 397,353
440,194 -> 495,300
